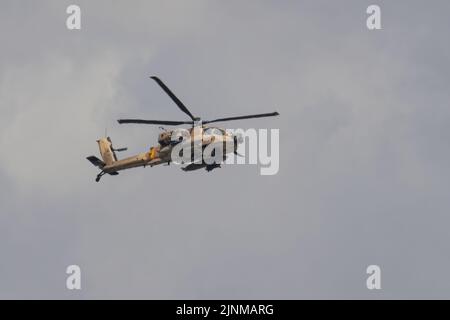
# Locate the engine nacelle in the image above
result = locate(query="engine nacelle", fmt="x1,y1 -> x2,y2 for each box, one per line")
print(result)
158,131 -> 173,146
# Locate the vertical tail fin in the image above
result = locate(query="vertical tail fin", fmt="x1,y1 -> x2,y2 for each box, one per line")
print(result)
97,137 -> 117,166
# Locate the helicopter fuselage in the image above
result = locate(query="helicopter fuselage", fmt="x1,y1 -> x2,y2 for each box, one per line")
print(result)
99,126 -> 236,175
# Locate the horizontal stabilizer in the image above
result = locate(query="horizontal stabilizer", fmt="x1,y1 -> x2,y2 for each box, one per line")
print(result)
87,156 -> 105,168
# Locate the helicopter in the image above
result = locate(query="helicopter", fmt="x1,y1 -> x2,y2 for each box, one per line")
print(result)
87,76 -> 279,182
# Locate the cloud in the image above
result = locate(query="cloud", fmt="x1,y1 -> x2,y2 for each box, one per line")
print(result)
1,0 -> 450,298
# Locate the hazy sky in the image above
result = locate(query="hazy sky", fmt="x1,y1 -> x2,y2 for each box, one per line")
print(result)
1,0 -> 450,299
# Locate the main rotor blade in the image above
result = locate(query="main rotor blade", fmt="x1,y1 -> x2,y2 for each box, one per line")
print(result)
203,112 -> 279,124
150,76 -> 197,121
117,119 -> 193,126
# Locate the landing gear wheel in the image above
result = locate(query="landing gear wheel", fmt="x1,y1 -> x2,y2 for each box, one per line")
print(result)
96,171 -> 105,182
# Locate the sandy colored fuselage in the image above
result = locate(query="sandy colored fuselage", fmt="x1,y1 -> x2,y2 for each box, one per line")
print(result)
96,126 -> 236,175
101,145 -> 169,173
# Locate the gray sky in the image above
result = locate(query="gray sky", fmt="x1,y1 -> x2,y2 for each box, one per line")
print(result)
1,0 -> 450,299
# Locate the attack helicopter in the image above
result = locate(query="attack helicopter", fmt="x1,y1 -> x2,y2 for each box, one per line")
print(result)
87,76 -> 279,182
